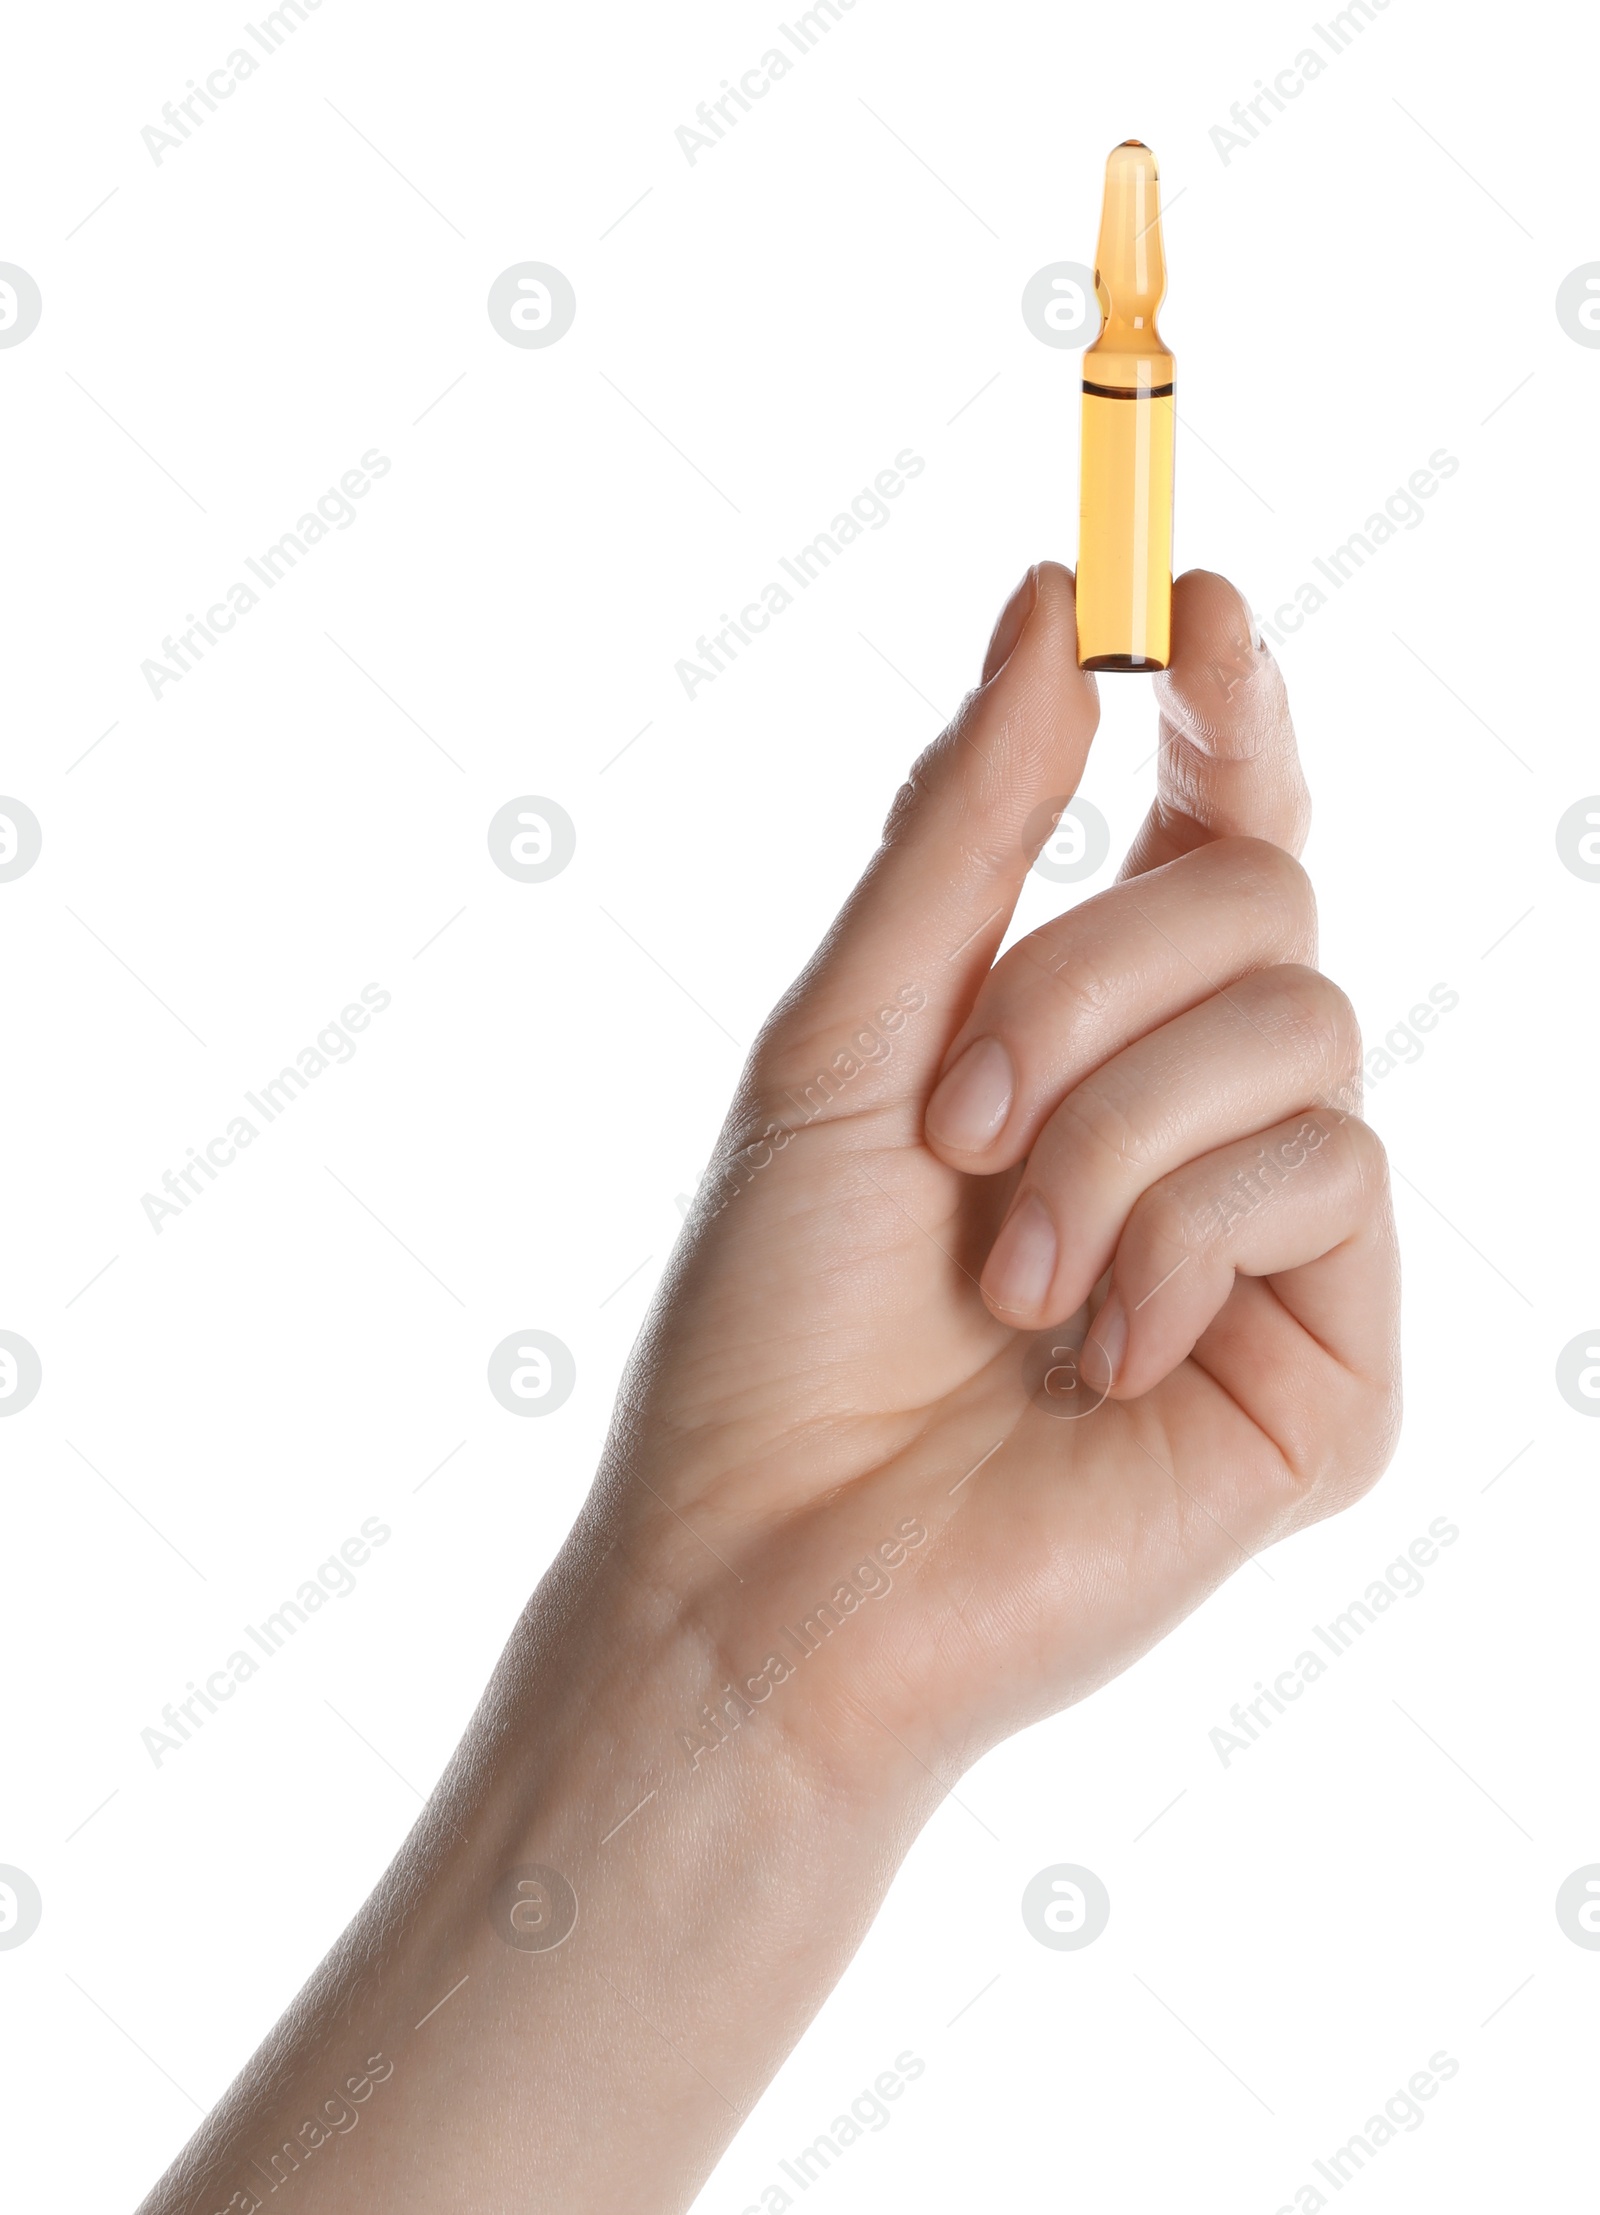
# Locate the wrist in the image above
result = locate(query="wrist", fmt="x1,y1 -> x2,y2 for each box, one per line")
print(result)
480,1502 -> 931,1885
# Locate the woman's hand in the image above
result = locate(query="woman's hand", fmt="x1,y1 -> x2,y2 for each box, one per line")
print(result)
609,561 -> 1399,1793
138,564 -> 1399,2215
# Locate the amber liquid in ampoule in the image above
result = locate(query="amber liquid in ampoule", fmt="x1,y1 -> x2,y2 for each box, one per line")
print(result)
1076,141 -> 1174,672
1078,384 -> 1174,669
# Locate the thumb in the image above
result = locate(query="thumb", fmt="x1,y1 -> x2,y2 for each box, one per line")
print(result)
752,562 -> 1100,1113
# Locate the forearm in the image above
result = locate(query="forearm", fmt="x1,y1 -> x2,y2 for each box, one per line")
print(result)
136,1502 -> 928,2214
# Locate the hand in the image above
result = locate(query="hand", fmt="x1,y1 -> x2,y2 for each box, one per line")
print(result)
611,561 -> 1399,1786
137,564 -> 1400,2215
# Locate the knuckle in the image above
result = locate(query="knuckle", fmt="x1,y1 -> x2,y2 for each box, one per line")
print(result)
986,927 -> 1119,1081
1032,939 -> 1119,1043
1223,835 -> 1317,946
879,738 -> 944,846
879,775 -> 922,847
1255,964 -> 1360,1075
1296,1382 -> 1404,1519
1162,658 -> 1266,755
1051,1078 -> 1141,1177
1337,1112 -> 1390,1200
879,696 -> 986,849
1131,1180 -> 1209,1264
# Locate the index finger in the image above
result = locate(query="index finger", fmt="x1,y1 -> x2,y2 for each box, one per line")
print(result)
743,561 -> 1101,1111
1118,568 -> 1311,880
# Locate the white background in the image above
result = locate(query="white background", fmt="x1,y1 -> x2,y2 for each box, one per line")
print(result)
2,1 -> 1597,2208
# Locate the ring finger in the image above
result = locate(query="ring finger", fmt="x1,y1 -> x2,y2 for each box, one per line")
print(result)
1081,1110 -> 1390,1402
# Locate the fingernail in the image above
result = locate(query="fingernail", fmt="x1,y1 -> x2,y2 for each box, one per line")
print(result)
983,1192 -> 1057,1316
1080,1292 -> 1126,1394
982,567 -> 1038,684
926,1037 -> 1014,1155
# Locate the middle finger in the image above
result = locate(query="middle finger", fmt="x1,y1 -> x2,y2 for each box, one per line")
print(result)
924,833 -> 1317,1174
977,962 -> 1361,1327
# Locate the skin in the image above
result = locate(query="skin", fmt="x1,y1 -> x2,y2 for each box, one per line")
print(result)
138,564 -> 1399,2214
